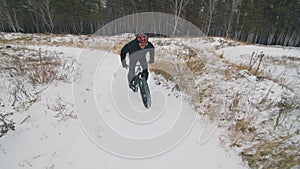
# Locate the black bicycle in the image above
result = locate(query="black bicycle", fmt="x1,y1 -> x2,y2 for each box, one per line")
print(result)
133,64 -> 151,108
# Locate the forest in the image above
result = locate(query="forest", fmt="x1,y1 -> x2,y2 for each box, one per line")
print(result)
0,0 -> 299,46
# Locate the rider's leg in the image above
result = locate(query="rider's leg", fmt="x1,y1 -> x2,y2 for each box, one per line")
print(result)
139,55 -> 149,80
128,56 -> 139,92
128,56 -> 138,85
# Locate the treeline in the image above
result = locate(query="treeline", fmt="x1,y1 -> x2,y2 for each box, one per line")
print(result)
0,0 -> 103,34
0,0 -> 299,46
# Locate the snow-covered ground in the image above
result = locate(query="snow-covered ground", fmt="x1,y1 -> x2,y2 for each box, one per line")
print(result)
0,33 -> 299,169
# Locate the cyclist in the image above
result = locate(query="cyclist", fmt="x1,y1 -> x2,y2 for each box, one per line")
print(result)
120,33 -> 155,92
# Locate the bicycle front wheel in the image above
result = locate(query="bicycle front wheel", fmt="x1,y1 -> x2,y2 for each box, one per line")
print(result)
138,77 -> 151,108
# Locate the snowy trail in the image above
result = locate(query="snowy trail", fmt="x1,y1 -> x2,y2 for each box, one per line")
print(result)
0,46 -> 247,169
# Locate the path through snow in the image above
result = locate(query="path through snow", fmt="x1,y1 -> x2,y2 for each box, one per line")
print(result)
0,46 -> 247,169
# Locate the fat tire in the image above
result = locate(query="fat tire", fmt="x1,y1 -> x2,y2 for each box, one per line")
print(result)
138,77 -> 151,108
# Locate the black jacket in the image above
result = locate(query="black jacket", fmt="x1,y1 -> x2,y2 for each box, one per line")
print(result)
120,38 -> 155,63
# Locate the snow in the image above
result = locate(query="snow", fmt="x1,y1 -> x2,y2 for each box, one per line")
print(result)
1,33 -> 299,169
0,45 -> 245,168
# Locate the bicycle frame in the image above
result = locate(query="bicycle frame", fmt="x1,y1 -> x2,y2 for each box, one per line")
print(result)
134,63 -> 151,108
135,64 -> 143,77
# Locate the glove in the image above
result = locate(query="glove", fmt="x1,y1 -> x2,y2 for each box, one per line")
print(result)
121,60 -> 128,69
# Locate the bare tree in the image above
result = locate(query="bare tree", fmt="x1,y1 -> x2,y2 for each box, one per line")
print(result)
0,0 -> 16,32
172,0 -> 190,36
25,0 -> 54,33
13,10 -> 23,32
39,0 -> 54,32
28,7 -> 40,32
226,0 -> 242,37
206,0 -> 217,36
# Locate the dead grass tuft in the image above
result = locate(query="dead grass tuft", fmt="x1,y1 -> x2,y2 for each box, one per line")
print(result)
47,97 -> 77,122
150,68 -> 173,81
176,46 -> 205,75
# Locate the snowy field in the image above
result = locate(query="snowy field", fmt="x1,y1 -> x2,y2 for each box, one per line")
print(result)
0,33 -> 299,169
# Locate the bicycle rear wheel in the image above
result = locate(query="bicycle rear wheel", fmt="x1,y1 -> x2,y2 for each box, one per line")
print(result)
138,77 -> 151,108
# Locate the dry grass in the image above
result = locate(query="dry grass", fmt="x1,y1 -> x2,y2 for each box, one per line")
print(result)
88,40 -> 128,54
223,90 -> 300,169
176,46 -> 205,75
266,55 -> 300,68
228,122 -> 256,148
0,33 -> 88,48
111,41 -> 127,54
150,68 -> 173,81
241,136 -> 300,169
222,54 -> 270,82
198,50 -> 299,169
0,113 -> 15,137
229,93 -> 241,112
213,37 -> 246,50
192,90 -> 206,108
47,97 -> 77,122
3,49 -> 64,86
2,34 -> 298,168
284,56 -> 300,61
1,46 -> 78,110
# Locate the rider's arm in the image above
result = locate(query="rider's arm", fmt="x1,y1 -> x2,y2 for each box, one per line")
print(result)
148,43 -> 155,64
120,43 -> 129,68
120,43 -> 129,61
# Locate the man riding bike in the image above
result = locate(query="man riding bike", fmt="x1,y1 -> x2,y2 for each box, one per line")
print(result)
120,33 -> 155,92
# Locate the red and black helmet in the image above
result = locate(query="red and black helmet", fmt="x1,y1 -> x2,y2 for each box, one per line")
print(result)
136,33 -> 148,44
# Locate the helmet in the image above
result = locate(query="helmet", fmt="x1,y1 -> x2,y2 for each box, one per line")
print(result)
136,33 -> 148,44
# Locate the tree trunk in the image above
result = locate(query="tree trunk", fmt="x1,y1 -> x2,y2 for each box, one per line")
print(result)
172,0 -> 190,36
288,31 -> 297,46
13,11 -> 23,32
267,33 -> 275,45
206,0 -> 216,36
